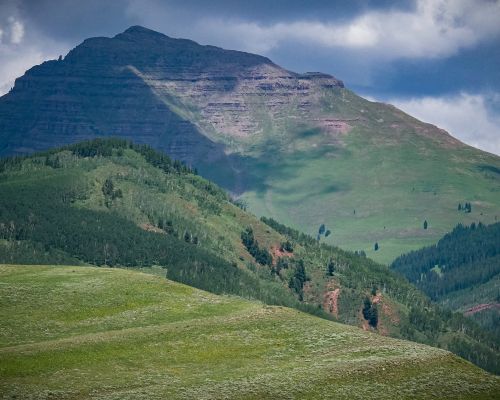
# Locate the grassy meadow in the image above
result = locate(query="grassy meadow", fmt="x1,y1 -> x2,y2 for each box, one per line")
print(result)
0,265 -> 499,399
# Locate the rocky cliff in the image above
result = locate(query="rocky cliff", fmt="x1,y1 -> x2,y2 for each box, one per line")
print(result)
0,26 -> 342,163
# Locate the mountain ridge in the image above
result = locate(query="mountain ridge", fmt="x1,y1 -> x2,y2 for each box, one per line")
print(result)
0,25 -> 499,263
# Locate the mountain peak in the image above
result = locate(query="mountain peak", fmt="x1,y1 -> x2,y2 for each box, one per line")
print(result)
120,25 -> 169,39
123,25 -> 158,34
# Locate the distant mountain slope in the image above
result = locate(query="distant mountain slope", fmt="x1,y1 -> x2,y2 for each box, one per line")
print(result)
0,139 -> 498,373
392,222 -> 500,337
1,26 -> 499,263
1,265 -> 499,399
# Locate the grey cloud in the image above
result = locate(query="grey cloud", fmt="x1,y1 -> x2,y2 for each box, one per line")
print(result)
391,92 -> 500,156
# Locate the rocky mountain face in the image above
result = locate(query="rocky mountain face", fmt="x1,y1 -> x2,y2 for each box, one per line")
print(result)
0,26 -> 343,179
1,26 -> 499,262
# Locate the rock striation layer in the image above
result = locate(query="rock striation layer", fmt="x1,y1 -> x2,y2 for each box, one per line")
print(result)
0,26 -> 343,165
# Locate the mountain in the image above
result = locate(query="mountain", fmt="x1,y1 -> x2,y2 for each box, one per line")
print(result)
0,25 -> 499,264
0,138 -> 498,374
392,222 -> 500,337
2,265 -> 498,399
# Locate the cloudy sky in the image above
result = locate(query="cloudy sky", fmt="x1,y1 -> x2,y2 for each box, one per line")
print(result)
1,0 -> 499,155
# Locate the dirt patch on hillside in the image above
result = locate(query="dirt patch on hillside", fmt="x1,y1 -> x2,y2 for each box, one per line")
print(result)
371,293 -> 400,335
464,303 -> 500,316
271,246 -> 293,262
323,288 -> 340,318
372,293 -> 382,305
140,223 -> 165,234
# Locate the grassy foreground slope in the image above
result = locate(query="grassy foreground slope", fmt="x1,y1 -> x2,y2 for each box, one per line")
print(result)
0,265 -> 499,400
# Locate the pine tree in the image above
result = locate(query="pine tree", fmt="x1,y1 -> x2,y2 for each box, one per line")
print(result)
318,224 -> 326,235
289,260 -> 308,298
362,297 -> 372,320
327,259 -> 335,276
102,178 -> 114,197
368,305 -> 378,327
280,240 -> 294,252
362,296 -> 378,328
374,242 -> 379,251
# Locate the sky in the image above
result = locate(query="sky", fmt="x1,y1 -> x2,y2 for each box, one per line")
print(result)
0,0 -> 499,155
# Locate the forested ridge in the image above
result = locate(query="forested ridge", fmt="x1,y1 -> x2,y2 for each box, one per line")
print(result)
0,139 -> 499,374
392,222 -> 500,345
392,222 -> 500,300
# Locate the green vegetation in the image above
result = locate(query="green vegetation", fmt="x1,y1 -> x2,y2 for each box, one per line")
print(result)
1,26 -> 499,265
261,216 -> 500,374
363,296 -> 379,328
1,265 -> 499,399
392,223 -> 500,299
232,89 -> 500,264
0,139 -> 499,374
392,222 -> 500,339
241,226 -> 272,266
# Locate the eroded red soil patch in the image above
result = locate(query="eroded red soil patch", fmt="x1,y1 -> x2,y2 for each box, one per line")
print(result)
464,303 -> 500,316
370,292 -> 400,336
271,245 -> 293,262
323,288 -> 341,318
140,223 -> 165,234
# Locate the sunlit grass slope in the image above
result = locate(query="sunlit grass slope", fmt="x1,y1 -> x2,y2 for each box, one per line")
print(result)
237,89 -> 500,264
0,265 -> 499,400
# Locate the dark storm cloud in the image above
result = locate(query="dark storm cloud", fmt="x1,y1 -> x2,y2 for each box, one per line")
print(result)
6,0 -> 500,88
16,0 -> 413,41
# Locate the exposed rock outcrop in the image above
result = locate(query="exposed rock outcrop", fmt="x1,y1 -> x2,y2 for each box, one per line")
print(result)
0,26 -> 343,155
0,25 -> 344,188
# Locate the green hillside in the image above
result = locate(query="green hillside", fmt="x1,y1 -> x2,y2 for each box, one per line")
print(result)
392,222 -> 500,337
0,139 -> 498,373
1,26 -> 499,264
233,89 -> 500,264
1,265 -> 499,399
